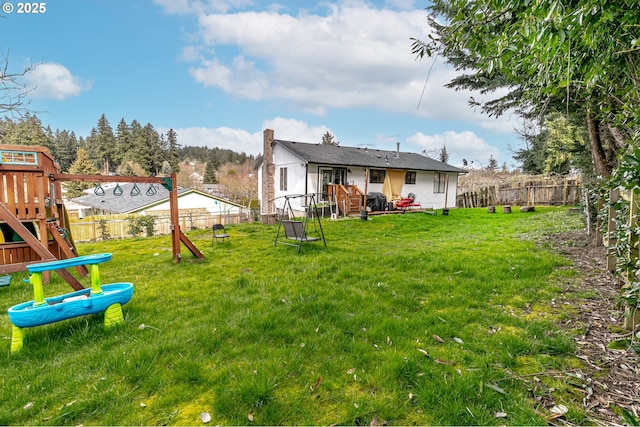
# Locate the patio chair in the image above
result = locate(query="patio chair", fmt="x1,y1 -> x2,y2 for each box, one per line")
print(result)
212,224 -> 230,245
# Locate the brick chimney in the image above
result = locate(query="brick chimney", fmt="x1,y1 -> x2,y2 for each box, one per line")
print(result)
261,129 -> 276,218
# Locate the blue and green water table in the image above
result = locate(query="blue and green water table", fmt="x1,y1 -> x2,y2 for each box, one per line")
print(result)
7,253 -> 134,353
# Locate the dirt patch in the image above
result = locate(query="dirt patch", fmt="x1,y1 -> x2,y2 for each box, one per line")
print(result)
540,230 -> 639,425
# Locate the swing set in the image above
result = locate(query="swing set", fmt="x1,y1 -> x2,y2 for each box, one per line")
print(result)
0,145 -> 204,290
274,194 -> 326,253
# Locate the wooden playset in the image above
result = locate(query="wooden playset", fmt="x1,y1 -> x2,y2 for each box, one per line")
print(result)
0,144 -> 203,289
0,144 -> 204,352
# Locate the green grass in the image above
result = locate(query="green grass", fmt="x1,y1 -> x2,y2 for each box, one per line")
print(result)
0,207 -> 591,425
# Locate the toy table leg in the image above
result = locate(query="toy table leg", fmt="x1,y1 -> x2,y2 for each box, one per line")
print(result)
89,264 -> 103,295
11,324 -> 24,353
104,303 -> 124,328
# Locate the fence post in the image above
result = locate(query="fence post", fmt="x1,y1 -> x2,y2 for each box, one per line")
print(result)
607,188 -> 618,271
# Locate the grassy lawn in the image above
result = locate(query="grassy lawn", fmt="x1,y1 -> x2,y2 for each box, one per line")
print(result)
0,207 -> 590,425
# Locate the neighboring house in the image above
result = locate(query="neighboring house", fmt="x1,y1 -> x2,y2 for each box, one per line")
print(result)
257,129 -> 466,218
70,183 -> 244,217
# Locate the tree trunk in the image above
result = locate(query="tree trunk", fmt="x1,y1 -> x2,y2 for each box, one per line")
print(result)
607,123 -> 625,148
586,113 -> 612,178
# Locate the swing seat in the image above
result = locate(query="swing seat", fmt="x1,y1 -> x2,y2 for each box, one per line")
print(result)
282,220 -> 320,242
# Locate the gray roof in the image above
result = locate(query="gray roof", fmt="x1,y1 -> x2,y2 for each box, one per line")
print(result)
274,140 -> 466,173
71,183 -> 189,214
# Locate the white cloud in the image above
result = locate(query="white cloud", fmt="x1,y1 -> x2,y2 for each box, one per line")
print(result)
262,117 -> 332,143
169,126 -> 262,155
26,63 -> 89,100
172,2 -> 516,134
153,0 -> 252,14
166,117 -> 334,156
407,130 -> 501,168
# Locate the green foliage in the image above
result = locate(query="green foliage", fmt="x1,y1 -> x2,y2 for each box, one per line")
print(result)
600,138 -> 640,313
413,0 -> 640,176
485,155 -> 498,172
126,215 -> 155,238
514,113 -> 590,175
64,148 -> 99,199
166,129 -> 180,173
0,207 -> 607,425
0,114 -> 51,147
97,218 -> 110,241
1,114 -> 255,179
438,145 -> 449,163
204,154 -> 219,184
320,131 -> 340,146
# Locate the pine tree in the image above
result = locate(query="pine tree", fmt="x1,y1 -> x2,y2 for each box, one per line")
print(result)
204,154 -> 218,184
485,155 -> 498,173
123,120 -> 153,175
83,127 -> 101,168
438,145 -> 449,163
142,123 -> 162,174
53,129 -> 78,172
64,148 -> 99,198
1,114 -> 50,146
114,118 -> 131,171
166,129 -> 180,172
320,131 -> 339,146
95,114 -> 116,173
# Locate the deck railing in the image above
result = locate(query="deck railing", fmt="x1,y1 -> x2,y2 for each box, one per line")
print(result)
327,184 -> 363,215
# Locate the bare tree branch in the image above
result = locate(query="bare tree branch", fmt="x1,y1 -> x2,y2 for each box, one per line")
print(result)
0,50 -> 38,116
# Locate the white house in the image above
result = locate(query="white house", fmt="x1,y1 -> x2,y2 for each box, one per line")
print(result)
71,183 -> 245,217
257,129 -> 466,219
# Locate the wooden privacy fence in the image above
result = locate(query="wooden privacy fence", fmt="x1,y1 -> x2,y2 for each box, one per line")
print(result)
457,176 -> 581,208
69,210 -> 252,242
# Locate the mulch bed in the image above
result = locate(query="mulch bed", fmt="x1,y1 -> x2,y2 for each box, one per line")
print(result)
539,230 -> 639,425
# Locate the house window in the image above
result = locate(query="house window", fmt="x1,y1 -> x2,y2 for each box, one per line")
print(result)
279,167 -> 288,191
405,171 -> 416,185
369,169 -> 385,184
434,173 -> 446,193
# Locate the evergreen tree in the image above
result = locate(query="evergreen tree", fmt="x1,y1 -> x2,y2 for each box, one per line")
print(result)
321,131 -> 340,146
122,120 -> 153,175
53,129 -> 78,172
83,128 -> 102,170
204,154 -> 219,184
114,118 -> 131,171
166,129 -> 181,172
1,114 -> 50,147
438,145 -> 449,163
142,123 -> 162,174
64,148 -> 99,198
485,155 -> 498,173
95,114 -> 116,173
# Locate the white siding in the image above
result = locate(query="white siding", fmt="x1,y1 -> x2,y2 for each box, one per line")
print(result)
305,165 -> 458,210
272,145 -> 308,212
143,192 -> 242,215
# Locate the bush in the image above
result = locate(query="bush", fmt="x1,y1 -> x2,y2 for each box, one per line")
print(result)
127,216 -> 155,238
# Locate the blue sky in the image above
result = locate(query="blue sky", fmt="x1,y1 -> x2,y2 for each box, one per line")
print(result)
1,0 -> 523,169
